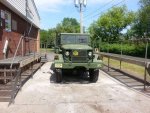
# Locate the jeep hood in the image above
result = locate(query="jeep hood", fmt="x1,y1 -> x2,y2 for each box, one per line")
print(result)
61,44 -> 92,50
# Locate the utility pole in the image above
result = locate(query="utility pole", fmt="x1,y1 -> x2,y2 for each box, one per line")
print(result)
74,0 -> 87,34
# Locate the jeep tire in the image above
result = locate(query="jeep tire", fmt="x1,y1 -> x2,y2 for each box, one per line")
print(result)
89,69 -> 99,82
55,69 -> 62,83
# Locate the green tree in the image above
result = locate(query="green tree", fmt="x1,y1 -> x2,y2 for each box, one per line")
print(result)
40,18 -> 80,48
40,29 -> 49,44
131,0 -> 150,37
47,28 -> 56,47
40,28 -> 56,48
56,17 -> 80,33
89,6 -> 135,42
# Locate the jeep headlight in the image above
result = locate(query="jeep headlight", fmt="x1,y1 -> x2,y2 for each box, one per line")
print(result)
88,51 -> 92,57
65,51 -> 70,56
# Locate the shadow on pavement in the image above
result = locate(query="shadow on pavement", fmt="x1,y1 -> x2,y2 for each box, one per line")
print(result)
102,66 -> 150,96
50,71 -> 91,84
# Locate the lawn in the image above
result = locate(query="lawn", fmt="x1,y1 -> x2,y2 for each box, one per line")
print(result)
102,57 -> 146,79
40,48 -> 54,53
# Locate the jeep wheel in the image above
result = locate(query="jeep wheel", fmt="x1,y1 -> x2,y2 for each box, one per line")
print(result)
89,69 -> 99,83
55,69 -> 62,83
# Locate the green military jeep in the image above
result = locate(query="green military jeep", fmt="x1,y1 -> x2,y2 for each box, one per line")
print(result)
53,33 -> 103,83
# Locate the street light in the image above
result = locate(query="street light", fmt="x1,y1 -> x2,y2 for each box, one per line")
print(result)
74,0 -> 87,33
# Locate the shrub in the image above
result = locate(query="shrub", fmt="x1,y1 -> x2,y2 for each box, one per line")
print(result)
99,43 -> 150,58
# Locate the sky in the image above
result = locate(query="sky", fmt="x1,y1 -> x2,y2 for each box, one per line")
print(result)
34,0 -> 140,30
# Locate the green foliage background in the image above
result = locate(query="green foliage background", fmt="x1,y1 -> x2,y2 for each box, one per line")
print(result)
40,17 -> 80,47
40,0 -> 150,58
89,1 -> 150,58
98,42 -> 150,58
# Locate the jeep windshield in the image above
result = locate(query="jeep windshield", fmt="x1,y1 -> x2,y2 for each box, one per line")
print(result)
61,34 -> 89,45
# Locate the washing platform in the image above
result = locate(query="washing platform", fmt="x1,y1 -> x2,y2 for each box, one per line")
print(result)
0,53 -> 46,104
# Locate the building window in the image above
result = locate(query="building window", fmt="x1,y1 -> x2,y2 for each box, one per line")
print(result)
5,11 -> 11,32
0,10 -> 5,27
1,10 -> 5,19
12,19 -> 17,31
0,18 -> 2,27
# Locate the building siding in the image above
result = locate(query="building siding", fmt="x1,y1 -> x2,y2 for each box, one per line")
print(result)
6,0 -> 26,16
27,0 -> 40,27
1,0 -> 40,28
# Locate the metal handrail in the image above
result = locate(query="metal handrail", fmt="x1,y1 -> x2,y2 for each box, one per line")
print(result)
9,36 -> 24,104
10,68 -> 21,105
10,36 -> 24,69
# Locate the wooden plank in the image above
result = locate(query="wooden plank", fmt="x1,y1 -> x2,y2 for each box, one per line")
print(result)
0,85 -> 11,90
0,54 -> 40,65
0,98 -> 10,102
121,58 -> 145,67
100,52 -> 150,67
0,91 -> 11,97
20,56 -> 40,67
0,69 -> 16,72
20,57 -> 37,67
0,57 -> 21,64
101,52 -> 150,62
21,73 -> 32,76
0,77 -> 12,80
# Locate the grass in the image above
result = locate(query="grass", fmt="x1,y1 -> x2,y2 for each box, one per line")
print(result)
40,48 -> 54,53
102,57 -> 145,79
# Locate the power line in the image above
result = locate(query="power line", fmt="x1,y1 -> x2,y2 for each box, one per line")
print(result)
84,0 -> 116,18
84,0 -> 126,22
85,0 -> 125,20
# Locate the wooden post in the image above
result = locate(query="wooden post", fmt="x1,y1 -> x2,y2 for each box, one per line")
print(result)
4,66 -> 6,84
120,60 -> 122,70
34,40 -> 36,60
144,40 -> 148,90
37,29 -> 40,52
108,57 -> 110,71
19,68 -> 22,90
144,66 -> 147,91
22,37 -> 24,56
31,62 -> 33,78
120,41 -> 122,70
2,57 -> 6,86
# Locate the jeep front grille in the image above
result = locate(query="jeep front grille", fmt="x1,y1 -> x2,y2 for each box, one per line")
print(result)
71,50 -> 88,63
72,57 -> 88,62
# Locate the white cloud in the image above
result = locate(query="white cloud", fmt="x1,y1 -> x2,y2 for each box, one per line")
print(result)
34,0 -> 112,13
34,0 -> 71,12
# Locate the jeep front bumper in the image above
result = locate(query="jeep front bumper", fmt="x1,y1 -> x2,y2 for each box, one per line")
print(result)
54,62 -> 103,69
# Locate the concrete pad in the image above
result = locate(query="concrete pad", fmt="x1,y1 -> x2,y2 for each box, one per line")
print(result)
0,62 -> 150,113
